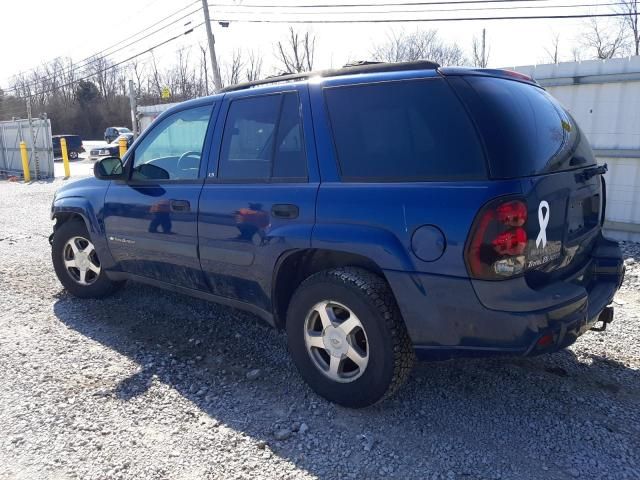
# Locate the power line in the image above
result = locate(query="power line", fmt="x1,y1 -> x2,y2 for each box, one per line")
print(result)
4,0 -> 201,85
209,11 -> 633,22
210,0 -> 558,7
14,22 -> 204,100
3,2 -> 202,93
72,3 -> 202,68
211,1 -> 628,15
4,9 -> 202,95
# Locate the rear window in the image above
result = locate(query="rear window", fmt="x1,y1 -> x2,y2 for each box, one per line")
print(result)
449,76 -> 596,178
324,78 -> 486,181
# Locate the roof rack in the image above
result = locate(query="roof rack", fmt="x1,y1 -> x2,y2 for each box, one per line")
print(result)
217,60 -> 440,94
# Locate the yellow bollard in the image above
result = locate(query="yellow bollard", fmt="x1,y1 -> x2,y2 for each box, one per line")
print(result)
119,138 -> 127,159
60,137 -> 71,178
20,141 -> 31,182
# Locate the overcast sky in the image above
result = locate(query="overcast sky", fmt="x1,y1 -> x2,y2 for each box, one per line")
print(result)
0,0 -> 623,89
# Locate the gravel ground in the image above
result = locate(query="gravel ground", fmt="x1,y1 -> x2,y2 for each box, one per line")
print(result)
1,178 -> 639,480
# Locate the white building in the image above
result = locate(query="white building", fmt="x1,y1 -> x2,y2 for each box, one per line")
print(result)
137,102 -> 178,132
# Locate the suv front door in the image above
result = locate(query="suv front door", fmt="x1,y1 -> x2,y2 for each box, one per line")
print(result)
103,102 -> 216,290
198,87 -> 319,313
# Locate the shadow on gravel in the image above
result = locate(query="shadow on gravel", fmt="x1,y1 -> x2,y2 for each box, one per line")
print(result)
53,283 -> 640,479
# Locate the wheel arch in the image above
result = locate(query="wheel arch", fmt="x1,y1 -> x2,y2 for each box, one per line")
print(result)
51,197 -> 117,270
51,197 -> 100,235
271,248 -> 389,329
52,211 -> 88,233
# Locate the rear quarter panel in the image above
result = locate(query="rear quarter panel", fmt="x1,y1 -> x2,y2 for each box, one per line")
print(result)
313,182 -> 522,276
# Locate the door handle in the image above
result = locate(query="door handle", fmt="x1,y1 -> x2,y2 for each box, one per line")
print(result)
170,199 -> 191,212
271,204 -> 299,219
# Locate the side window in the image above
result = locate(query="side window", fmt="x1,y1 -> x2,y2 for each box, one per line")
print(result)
218,92 -> 306,181
324,79 -> 486,181
131,104 -> 212,181
273,93 -> 306,178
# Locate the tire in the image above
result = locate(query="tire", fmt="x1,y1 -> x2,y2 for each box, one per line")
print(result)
286,267 -> 414,408
69,150 -> 79,160
51,220 -> 124,298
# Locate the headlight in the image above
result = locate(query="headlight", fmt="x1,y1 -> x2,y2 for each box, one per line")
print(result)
99,149 -> 110,155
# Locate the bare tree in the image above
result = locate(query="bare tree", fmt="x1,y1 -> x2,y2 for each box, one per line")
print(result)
223,50 -> 245,87
276,27 -> 316,73
129,59 -> 146,95
581,18 -> 628,59
544,33 -> 561,63
471,29 -> 490,68
245,50 -> 263,82
199,44 -> 210,95
176,47 -> 195,99
1,40 -> 275,135
371,29 -> 466,66
618,0 -> 639,55
571,46 -> 584,62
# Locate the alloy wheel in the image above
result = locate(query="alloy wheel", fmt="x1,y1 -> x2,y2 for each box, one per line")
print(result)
62,236 -> 101,286
303,300 -> 369,383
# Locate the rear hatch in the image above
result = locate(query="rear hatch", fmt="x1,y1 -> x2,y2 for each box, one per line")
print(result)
446,72 -> 604,284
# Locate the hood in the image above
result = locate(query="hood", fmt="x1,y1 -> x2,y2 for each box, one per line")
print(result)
53,175 -> 106,201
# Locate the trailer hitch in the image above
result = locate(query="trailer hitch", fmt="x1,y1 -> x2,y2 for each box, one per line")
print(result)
591,306 -> 614,332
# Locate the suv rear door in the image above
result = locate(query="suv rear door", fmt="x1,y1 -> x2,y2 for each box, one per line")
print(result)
198,85 -> 319,313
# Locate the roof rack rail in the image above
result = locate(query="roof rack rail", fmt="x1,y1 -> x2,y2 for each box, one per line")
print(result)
217,60 -> 440,94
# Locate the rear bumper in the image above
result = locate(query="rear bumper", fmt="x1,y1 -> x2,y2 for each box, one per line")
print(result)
385,235 -> 624,361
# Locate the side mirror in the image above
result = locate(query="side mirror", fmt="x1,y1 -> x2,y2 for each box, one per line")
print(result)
94,157 -> 125,180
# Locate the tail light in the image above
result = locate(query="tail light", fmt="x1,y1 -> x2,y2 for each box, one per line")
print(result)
465,198 -> 529,280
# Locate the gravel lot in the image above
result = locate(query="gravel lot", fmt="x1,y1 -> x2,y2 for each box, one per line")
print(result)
1,178 -> 639,480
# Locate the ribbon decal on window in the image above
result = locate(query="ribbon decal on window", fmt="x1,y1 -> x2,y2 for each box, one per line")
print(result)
536,200 -> 550,249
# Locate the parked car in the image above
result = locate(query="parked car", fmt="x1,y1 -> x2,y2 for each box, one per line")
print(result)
88,133 -> 134,161
52,135 -> 84,160
104,126 -> 131,143
49,61 -> 624,408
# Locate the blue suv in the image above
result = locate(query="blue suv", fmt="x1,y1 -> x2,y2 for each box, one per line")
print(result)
50,61 -> 624,407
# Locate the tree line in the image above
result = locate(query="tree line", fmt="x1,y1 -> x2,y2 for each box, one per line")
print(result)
0,0 -> 638,139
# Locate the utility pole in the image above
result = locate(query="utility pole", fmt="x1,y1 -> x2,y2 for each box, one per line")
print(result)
201,0 -> 222,90
128,80 -> 138,137
25,97 -> 40,180
201,45 -> 209,96
482,29 -> 486,68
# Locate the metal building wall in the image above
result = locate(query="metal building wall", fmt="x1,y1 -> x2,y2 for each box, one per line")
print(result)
137,103 -> 178,133
513,57 -> 640,242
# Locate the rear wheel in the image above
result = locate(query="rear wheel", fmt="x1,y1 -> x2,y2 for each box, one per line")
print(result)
51,220 -> 123,298
286,267 -> 414,408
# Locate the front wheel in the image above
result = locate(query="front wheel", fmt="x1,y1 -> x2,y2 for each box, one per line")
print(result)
69,150 -> 79,160
51,220 -> 123,298
286,267 -> 414,408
